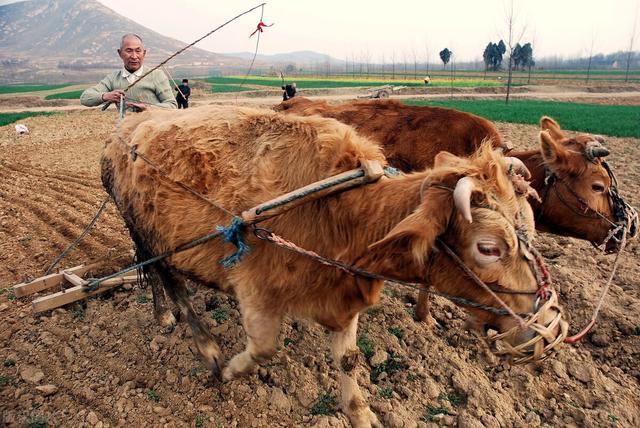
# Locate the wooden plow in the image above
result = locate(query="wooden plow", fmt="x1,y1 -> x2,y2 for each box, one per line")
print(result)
11,263 -> 138,313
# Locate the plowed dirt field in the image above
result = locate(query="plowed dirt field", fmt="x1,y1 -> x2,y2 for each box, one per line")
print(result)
1,108 -> 639,428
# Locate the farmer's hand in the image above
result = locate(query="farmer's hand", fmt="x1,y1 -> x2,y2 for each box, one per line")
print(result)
127,101 -> 147,112
101,90 -> 126,103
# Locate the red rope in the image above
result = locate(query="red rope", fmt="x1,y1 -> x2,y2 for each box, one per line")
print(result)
564,227 -> 628,343
250,21 -> 273,37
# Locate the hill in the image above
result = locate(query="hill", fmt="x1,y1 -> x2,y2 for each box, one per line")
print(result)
0,0 -> 244,84
226,50 -> 344,66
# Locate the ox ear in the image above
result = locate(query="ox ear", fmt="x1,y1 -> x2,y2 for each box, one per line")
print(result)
540,116 -> 565,141
540,130 -> 571,169
369,188 -> 453,265
593,135 -> 606,144
433,151 -> 463,169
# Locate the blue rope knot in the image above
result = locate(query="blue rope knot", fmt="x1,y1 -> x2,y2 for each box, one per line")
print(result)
384,166 -> 400,177
216,216 -> 249,268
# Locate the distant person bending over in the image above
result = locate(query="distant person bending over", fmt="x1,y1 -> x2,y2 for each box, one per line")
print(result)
175,78 -> 191,109
80,34 -> 177,111
423,75 -> 431,86
282,82 -> 297,101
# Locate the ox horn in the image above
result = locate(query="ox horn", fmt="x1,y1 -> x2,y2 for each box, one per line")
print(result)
585,141 -> 610,160
493,141 -> 514,154
591,147 -> 610,158
453,176 -> 477,223
504,157 -> 531,179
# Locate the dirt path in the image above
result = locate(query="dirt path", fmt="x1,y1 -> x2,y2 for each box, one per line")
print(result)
1,87 -> 639,113
0,108 -> 639,428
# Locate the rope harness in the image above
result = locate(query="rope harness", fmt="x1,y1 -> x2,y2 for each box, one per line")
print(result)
535,156 -> 637,342
253,227 -> 536,319
249,181 -> 569,365
49,138 -> 632,357
76,133 -> 571,363
45,117 -> 635,363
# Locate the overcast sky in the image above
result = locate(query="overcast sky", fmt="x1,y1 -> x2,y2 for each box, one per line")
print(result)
4,0 -> 639,61
93,0 -> 639,62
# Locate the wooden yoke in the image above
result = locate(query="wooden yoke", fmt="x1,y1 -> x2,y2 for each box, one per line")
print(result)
242,160 -> 385,224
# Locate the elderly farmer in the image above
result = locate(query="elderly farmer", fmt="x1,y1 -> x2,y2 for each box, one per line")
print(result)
80,34 -> 177,111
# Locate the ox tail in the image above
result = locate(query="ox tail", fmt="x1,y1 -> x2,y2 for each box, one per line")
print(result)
130,232 -> 155,290
100,154 -> 173,324
127,226 -> 175,326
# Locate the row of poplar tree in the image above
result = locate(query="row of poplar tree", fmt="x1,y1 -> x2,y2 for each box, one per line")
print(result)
437,42 -> 534,71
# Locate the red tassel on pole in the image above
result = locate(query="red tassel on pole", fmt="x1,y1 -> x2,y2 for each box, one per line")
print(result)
250,21 -> 273,37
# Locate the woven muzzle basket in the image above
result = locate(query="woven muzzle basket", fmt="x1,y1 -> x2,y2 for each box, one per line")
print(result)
486,289 -> 568,365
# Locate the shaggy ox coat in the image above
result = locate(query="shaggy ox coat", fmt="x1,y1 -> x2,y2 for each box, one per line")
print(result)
102,105 -> 554,428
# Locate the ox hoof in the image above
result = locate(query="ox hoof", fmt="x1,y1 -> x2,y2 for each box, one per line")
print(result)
350,408 -> 382,428
222,366 -> 239,382
415,309 -> 441,329
209,357 -> 223,381
156,310 -> 177,330
221,351 -> 255,382
198,342 -> 224,380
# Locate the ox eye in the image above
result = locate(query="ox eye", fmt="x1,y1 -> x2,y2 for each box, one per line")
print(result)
472,238 -> 506,266
591,182 -> 605,193
477,242 -> 502,258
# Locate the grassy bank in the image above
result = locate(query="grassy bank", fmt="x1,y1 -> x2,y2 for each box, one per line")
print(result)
211,84 -> 254,93
0,111 -> 56,126
205,76 -> 506,89
44,90 -> 84,100
403,99 -> 640,138
0,84 -> 72,94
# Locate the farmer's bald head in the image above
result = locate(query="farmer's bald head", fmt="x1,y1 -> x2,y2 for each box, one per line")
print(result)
120,34 -> 144,49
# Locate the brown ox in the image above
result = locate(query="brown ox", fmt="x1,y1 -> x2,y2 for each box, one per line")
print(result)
275,97 -> 637,253
102,106 -> 563,428
275,97 -> 507,171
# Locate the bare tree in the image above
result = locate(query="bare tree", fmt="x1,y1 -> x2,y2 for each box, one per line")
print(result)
391,51 -> 396,80
449,52 -> 455,99
624,2 -> 639,83
402,52 -> 408,80
527,29 -> 536,84
350,52 -> 356,77
586,31 -> 596,84
424,40 -> 430,76
364,51 -> 368,78
502,0 -> 527,104
412,47 -> 418,79
324,57 -> 330,78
